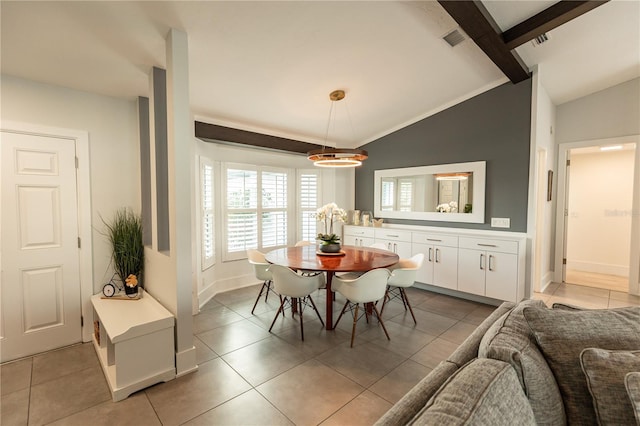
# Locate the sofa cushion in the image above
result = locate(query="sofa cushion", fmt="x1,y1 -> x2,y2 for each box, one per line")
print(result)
447,301 -> 515,367
523,305 -> 640,426
408,358 -> 536,426
374,361 -> 458,426
478,299 -> 565,425
626,372 -> 640,424
580,348 -> 640,426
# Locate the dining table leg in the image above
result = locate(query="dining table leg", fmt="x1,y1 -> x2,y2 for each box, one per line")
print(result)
325,271 -> 334,330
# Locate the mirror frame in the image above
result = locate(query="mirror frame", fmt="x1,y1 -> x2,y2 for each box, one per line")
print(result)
374,161 -> 486,223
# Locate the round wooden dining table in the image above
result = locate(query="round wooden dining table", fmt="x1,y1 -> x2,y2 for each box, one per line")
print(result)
265,245 -> 399,330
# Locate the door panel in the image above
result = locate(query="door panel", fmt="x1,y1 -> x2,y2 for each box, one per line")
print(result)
1,131 -> 81,362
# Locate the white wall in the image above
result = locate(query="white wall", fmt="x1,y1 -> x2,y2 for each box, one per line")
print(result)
193,137 -> 353,308
567,149 -> 635,276
528,66 -> 557,293
556,77 -> 640,144
1,75 -> 140,292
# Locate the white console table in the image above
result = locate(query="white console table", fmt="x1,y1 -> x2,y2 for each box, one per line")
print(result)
91,290 -> 175,401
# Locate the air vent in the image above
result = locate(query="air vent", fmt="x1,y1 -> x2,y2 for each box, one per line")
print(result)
443,29 -> 466,47
531,33 -> 550,47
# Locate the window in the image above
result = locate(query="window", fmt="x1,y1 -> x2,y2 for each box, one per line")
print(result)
399,178 -> 414,212
261,171 -> 288,247
200,157 -> 215,270
381,178 -> 395,211
298,170 -> 320,242
223,164 -> 297,260
226,167 -> 258,256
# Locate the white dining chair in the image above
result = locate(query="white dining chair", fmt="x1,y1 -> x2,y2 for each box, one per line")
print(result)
267,264 -> 325,340
380,253 -> 424,324
332,268 -> 391,347
294,240 -> 312,247
247,249 -> 276,315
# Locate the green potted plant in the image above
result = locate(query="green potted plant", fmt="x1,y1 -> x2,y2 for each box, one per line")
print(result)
103,208 -> 144,295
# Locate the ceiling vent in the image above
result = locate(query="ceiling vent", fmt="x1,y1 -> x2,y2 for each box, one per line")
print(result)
442,29 -> 466,47
531,33 -> 551,47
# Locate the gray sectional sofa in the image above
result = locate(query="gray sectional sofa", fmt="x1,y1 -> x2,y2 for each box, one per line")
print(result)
375,299 -> 640,425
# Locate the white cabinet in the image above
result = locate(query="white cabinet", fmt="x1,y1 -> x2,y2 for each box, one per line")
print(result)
412,233 -> 458,290
346,224 -> 526,302
375,228 -> 413,258
91,291 -> 175,401
342,225 -> 375,247
458,237 -> 520,302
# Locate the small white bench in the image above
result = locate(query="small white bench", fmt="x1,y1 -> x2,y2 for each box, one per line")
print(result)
91,290 -> 175,401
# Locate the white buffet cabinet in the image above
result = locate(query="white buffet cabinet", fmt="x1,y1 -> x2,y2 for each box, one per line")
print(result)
91,290 -> 176,401
343,224 -> 527,303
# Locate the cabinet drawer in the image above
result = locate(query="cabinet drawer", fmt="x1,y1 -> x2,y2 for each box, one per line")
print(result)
459,237 -> 518,254
412,232 -> 458,247
343,226 -> 375,238
374,229 -> 412,242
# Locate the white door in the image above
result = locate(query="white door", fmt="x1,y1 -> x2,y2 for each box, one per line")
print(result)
1,131 -> 82,362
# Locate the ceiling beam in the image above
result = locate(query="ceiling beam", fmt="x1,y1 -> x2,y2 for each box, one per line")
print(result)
438,0 -> 531,84
195,121 -> 322,155
502,1 -> 610,50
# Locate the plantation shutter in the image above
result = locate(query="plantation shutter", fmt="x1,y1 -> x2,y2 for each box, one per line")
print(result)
299,171 -> 319,242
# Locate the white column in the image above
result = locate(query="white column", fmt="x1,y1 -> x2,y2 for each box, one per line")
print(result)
166,28 -> 197,376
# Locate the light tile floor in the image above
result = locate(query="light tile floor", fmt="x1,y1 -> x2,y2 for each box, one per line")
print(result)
2,282 -> 639,425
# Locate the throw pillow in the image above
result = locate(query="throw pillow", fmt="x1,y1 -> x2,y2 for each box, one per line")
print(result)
409,358 -> 536,426
479,299 -> 565,425
626,372 -> 640,424
522,305 -> 640,426
580,348 -> 640,425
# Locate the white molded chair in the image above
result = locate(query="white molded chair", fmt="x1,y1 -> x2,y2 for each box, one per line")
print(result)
294,240 -> 327,285
380,253 -> 425,324
332,268 -> 391,347
267,265 -> 325,340
247,249 -> 276,315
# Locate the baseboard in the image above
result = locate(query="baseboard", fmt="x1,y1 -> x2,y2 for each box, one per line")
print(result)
198,273 -> 257,311
539,271 -> 554,293
413,283 -> 503,307
566,260 -> 628,277
175,345 -> 198,377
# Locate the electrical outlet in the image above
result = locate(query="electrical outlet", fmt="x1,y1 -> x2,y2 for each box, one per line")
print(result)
491,217 -> 510,228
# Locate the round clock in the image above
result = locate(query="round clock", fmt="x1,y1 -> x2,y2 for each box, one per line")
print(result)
102,283 -> 116,297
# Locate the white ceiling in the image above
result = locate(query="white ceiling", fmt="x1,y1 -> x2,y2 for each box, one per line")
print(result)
2,1 -> 638,149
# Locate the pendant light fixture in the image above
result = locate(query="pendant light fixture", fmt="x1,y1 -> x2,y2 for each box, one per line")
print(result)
307,90 -> 368,168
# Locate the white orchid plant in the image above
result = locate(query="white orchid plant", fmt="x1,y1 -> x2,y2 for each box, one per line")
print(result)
313,202 -> 347,245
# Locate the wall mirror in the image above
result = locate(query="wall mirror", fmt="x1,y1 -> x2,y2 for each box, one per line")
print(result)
374,161 -> 486,223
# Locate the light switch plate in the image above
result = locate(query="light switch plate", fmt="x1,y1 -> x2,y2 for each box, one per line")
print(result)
491,217 -> 510,228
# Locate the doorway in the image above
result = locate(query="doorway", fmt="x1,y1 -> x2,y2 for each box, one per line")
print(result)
555,137 -> 639,294
1,123 -> 93,362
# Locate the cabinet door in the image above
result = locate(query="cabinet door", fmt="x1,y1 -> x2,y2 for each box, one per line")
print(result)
343,235 -> 357,246
485,252 -> 518,302
377,239 -> 412,258
433,245 -> 458,290
412,243 -> 432,284
457,248 -> 486,296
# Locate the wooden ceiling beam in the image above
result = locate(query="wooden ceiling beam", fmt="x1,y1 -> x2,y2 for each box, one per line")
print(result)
502,1 -> 610,50
195,121 -> 322,155
438,0 -> 531,84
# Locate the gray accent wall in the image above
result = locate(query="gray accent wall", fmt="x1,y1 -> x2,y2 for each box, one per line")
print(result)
356,80 -> 532,232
